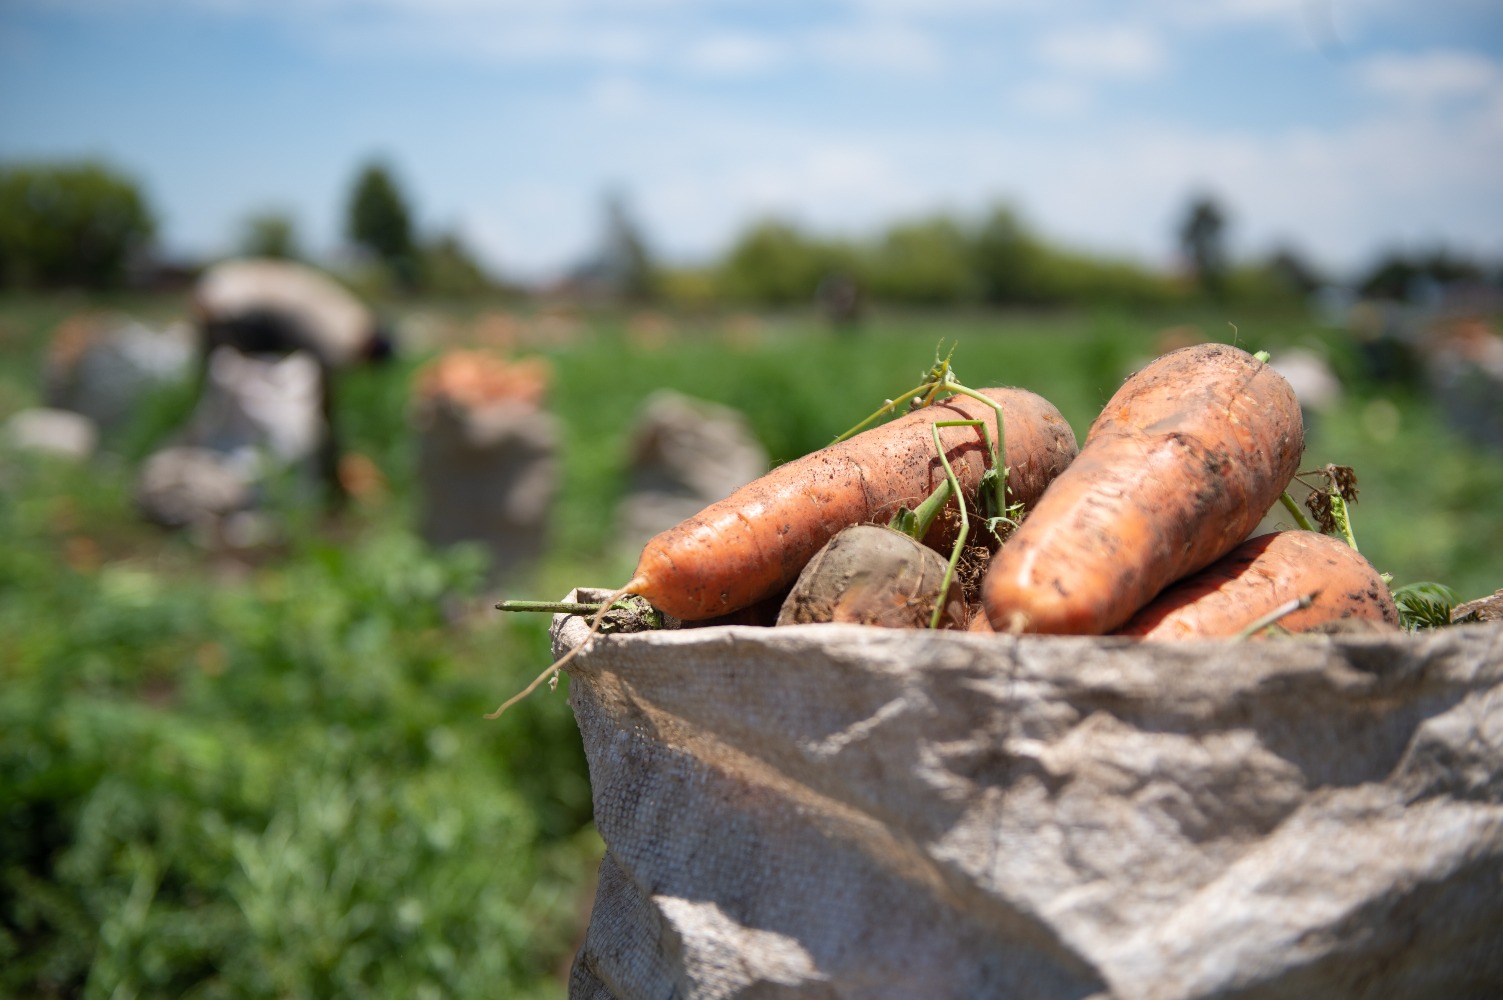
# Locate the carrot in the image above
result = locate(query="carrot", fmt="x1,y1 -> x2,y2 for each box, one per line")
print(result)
485,383 -> 1077,718
982,343 -> 1304,635
629,386 -> 1078,622
1114,530 -> 1400,639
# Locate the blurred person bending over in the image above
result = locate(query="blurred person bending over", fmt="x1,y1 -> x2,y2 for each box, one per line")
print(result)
190,258 -> 395,503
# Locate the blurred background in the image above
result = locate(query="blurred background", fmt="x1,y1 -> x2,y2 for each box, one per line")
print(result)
2,1 -> 1501,997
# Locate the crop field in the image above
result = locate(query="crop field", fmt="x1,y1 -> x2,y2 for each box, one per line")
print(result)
3,292 -> 1501,997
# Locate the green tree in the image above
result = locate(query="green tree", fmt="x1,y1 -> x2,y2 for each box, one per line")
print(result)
0,161 -> 156,289
717,218 -> 852,306
599,190 -> 657,302
865,215 -> 976,305
239,209 -> 301,260
1359,247 -> 1486,301
346,160 -> 417,289
420,231 -> 496,297
969,205 -> 1047,305
1178,193 -> 1229,300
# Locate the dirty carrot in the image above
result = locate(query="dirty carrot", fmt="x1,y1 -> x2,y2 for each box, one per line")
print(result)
632,385 -> 1076,623
486,385 -> 1076,717
1114,530 -> 1400,639
983,342 -> 1304,635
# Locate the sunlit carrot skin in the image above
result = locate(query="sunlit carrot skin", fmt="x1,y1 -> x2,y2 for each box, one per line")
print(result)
634,387 -> 1078,621
1115,531 -> 1399,639
983,343 -> 1304,635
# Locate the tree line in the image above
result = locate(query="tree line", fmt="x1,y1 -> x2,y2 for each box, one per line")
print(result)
0,158 -> 1495,309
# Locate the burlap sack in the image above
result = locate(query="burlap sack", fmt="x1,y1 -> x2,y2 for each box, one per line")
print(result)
552,598 -> 1503,1000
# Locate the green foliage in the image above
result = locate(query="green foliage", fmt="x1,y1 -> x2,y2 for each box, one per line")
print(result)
420,232 -> 497,298
238,210 -> 301,260
1022,246 -> 1180,307
1391,581 -> 1459,631
1178,193 -> 1229,300
1358,247 -> 1490,302
0,455 -> 594,999
717,218 -> 855,306
598,192 -> 657,303
970,205 -> 1046,305
864,216 -> 978,305
3,291 -> 1502,998
0,162 -> 156,290
714,208 -> 1180,310
346,160 -> 418,290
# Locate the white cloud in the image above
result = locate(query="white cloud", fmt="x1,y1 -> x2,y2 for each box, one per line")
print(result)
682,32 -> 785,77
1357,49 -> 1503,104
1010,79 -> 1092,117
600,87 -> 1503,278
589,76 -> 650,115
807,20 -> 943,76
1036,24 -> 1166,79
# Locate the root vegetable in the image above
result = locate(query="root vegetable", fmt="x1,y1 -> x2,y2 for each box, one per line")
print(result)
983,343 -> 1304,635
633,386 -> 1077,622
776,524 -> 967,630
1115,531 -> 1400,639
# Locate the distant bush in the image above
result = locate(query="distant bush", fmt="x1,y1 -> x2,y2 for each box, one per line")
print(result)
1358,247 -> 1493,302
712,208 -> 1182,310
346,160 -> 418,291
419,232 -> 498,298
863,216 -> 977,305
717,219 -> 857,307
1025,246 -> 1182,308
0,162 -> 156,289
238,210 -> 301,260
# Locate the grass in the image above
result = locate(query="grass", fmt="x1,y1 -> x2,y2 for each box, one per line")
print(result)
1,291 -> 1500,997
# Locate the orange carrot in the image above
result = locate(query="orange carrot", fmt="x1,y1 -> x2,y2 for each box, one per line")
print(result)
983,343 -> 1304,635
631,387 -> 1077,622
1114,530 -> 1400,639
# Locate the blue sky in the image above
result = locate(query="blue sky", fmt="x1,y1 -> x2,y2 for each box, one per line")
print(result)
3,0 -> 1501,281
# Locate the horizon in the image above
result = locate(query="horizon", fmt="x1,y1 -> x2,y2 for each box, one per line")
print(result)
3,0 -> 1501,283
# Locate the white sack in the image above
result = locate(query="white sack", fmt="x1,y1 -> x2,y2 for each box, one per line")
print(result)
551,600 -> 1503,1000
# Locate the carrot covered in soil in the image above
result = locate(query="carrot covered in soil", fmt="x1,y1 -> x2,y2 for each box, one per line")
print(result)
983,343 -> 1304,635
631,386 -> 1077,622
1114,530 -> 1399,639
775,524 -> 968,630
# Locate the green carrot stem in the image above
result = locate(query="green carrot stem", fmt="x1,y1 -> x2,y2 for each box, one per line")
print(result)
1329,491 -> 1359,552
833,378 -> 941,443
928,421 -> 975,630
1279,491 -> 1316,532
496,600 -> 614,615
900,477 -> 955,542
939,383 -> 1008,517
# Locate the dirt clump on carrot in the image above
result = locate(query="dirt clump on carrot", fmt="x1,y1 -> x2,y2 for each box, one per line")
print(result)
982,343 -> 1305,635
1114,530 -> 1399,640
776,524 -> 967,630
631,386 -> 1077,622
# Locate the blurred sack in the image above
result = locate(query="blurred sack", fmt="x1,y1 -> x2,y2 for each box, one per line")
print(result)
553,602 -> 1503,1000
43,312 -> 193,434
135,346 -> 328,531
1426,320 -> 1503,454
412,350 -> 558,582
2,407 -> 98,461
617,391 -> 767,556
